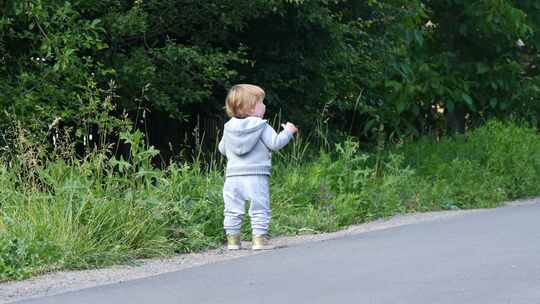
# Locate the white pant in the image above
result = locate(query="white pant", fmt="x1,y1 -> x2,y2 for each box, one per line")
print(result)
223,175 -> 270,236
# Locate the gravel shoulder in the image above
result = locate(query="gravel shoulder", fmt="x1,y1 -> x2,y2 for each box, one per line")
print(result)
2,197 -> 538,304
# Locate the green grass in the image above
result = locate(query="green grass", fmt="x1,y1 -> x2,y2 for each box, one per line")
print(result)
1,120 -> 539,281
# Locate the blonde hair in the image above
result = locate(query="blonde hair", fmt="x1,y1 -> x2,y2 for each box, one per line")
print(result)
225,84 -> 265,118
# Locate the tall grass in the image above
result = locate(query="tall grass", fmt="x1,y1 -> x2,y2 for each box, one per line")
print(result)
0,120 -> 539,281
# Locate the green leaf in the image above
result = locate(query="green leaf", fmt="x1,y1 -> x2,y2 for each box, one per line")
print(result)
461,93 -> 475,111
396,98 -> 408,113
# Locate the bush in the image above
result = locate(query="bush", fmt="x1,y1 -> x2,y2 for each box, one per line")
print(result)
399,120 -> 540,206
1,121 -> 539,281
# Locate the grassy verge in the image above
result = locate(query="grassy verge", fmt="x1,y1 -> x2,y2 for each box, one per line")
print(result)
1,120 -> 539,281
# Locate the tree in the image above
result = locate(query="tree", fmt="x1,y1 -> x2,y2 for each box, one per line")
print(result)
381,0 -> 540,137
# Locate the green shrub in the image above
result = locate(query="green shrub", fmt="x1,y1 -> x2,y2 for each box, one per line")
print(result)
399,120 -> 540,205
1,121 -> 539,281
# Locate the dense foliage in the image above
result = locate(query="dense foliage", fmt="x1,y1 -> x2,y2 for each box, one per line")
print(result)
1,1 -> 539,282
1,121 -> 539,281
1,0 -> 538,153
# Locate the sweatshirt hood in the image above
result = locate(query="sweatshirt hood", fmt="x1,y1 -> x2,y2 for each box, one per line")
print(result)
224,117 -> 267,156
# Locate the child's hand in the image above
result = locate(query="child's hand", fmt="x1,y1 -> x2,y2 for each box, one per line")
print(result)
281,122 -> 298,135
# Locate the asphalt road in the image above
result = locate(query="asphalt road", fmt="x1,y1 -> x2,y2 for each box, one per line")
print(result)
19,202 -> 540,304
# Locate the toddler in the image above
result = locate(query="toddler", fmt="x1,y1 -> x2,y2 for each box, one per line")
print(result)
218,84 -> 298,250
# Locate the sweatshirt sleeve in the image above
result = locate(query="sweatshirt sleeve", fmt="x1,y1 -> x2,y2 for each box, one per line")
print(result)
260,123 -> 294,151
218,136 -> 226,155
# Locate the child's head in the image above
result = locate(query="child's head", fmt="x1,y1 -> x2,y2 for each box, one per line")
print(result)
225,84 -> 266,118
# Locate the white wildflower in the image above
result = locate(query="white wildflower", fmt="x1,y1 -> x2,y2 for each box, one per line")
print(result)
425,20 -> 436,28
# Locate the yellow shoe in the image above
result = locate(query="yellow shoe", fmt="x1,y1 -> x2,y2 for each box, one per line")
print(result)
227,234 -> 241,250
252,234 -> 275,251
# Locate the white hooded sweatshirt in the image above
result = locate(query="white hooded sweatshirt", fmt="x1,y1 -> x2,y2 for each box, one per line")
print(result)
218,117 -> 293,177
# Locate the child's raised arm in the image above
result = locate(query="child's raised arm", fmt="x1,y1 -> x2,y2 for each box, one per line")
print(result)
260,122 -> 296,151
